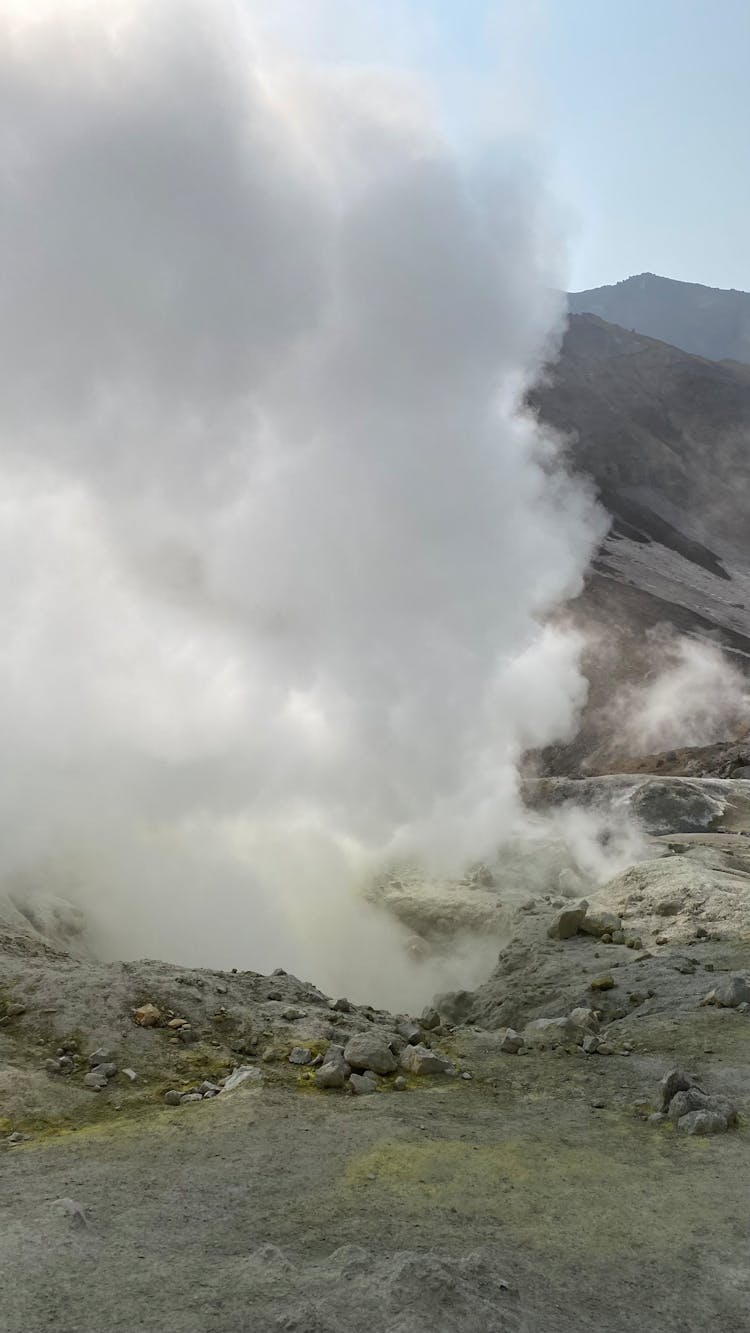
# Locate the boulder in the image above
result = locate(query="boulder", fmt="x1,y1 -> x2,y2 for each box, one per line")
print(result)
523,1017 -> 583,1048
580,910 -> 622,938
399,1044 -> 454,1075
133,1004 -> 161,1028
678,1110 -> 729,1135
703,974 -> 750,1008
660,1069 -> 694,1112
568,1006 -> 599,1032
349,1073 -> 377,1095
667,1088 -> 708,1122
547,901 -> 588,940
497,1028 -> 524,1054
314,1061 -> 349,1090
344,1033 -> 397,1075
420,1006 -> 441,1031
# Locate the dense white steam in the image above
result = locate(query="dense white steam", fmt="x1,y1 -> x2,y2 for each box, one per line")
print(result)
0,0 -> 603,1003
615,635 -> 750,754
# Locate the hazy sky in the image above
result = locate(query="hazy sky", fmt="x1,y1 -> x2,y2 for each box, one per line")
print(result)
258,1 -> 750,293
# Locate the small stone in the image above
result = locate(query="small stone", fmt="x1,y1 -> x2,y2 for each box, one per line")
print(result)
461,1071 -> 473,1080
180,1093 -> 203,1105
625,937 -> 643,950
288,1047 -> 314,1065
597,1043 -> 613,1056
164,1090 -> 182,1105
45,1058 -> 62,1075
7,1131 -> 26,1144
655,936 -> 669,946
58,1056 -> 74,1074
648,1113 -> 666,1125
178,1026 -> 195,1044
198,1081 -> 221,1095
133,1004 -> 162,1028
167,1017 -> 189,1029
611,930 -> 625,945
582,1034 -> 600,1054
261,1046 -> 277,1062
590,974 -> 615,991
590,1098 -> 606,1109
122,1068 -> 138,1082
329,997 -> 351,1013
393,1076 -> 407,1091
282,1007 -> 305,1021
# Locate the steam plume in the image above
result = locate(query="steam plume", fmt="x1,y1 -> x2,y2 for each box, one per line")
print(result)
0,0 -> 603,1004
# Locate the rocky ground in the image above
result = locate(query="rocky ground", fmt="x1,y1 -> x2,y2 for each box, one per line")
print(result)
2,775 -> 750,1331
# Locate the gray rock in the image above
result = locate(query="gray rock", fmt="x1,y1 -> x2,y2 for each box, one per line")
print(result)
349,1073 -> 377,1095
178,1026 -> 195,1044
288,1047 -> 314,1066
399,1044 -> 454,1076
497,1028 -> 524,1054
660,1068 -> 694,1112
45,1058 -> 62,1074
88,1047 -> 112,1068
122,1068 -> 138,1082
706,974 -> 750,1008
282,1007 -> 305,1021
568,1006 -> 599,1032
329,997 -> 351,1013
198,1081 -> 221,1095
393,1076 -> 407,1091
164,1090 -> 182,1105
343,1033 -> 397,1075
647,1113 -> 666,1125
668,1088 -> 708,1122
221,1065 -> 263,1092
524,1016 -> 583,1047
58,1056 -> 74,1074
395,1020 -> 421,1045
582,1034 -> 600,1054
314,1062 -> 348,1090
180,1092 -> 204,1105
95,1062 -> 117,1079
678,1110 -> 729,1135
580,909 -> 622,938
83,1070 -> 108,1091
547,900 -> 588,940
7,1131 -> 27,1145
420,1006 -> 441,1031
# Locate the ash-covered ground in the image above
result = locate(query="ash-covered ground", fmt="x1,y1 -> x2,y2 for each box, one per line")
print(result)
3,773 -> 750,1332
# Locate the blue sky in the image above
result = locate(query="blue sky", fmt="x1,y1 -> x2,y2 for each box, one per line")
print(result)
259,1 -> 750,292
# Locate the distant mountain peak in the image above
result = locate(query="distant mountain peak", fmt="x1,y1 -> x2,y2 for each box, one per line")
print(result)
568,273 -> 750,363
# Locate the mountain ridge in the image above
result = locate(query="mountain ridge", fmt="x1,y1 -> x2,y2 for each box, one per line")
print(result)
568,271 -> 750,364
